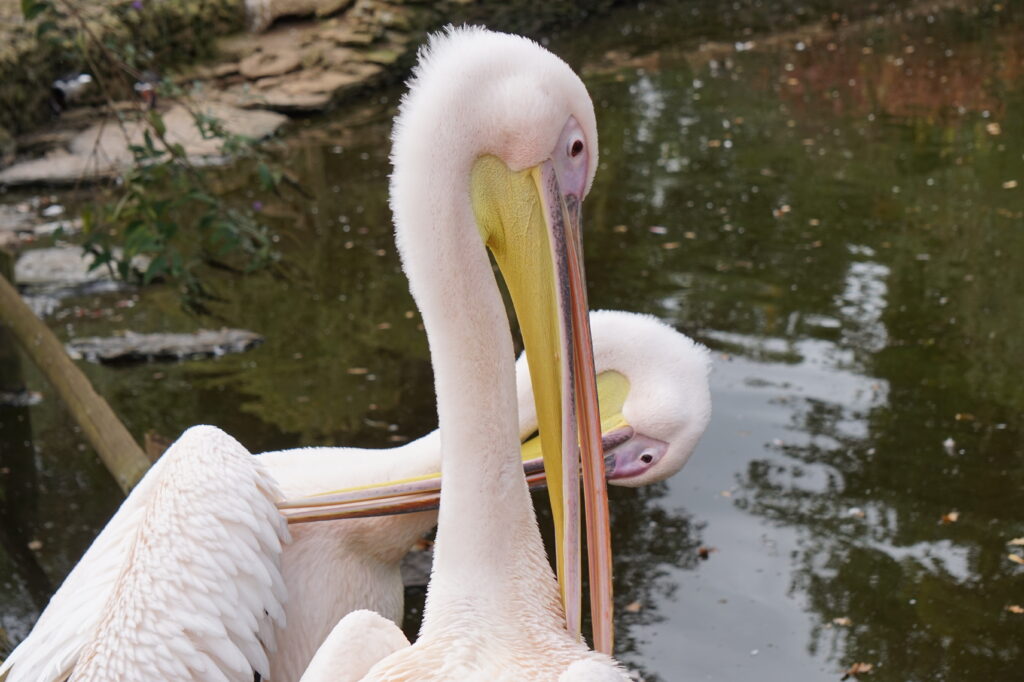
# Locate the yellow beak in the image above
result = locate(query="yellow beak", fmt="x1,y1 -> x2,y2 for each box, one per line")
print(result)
470,153 -> 614,652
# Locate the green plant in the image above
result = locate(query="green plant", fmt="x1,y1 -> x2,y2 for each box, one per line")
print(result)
21,0 -> 286,314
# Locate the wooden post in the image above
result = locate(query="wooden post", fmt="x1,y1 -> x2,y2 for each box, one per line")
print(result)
0,265 -> 150,493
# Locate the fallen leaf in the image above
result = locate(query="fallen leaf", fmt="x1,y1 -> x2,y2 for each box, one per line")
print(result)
347,367 -> 369,375
1003,180 -> 1018,189
940,510 -> 960,525
832,617 -> 853,627
662,242 -> 681,250
1007,605 -> 1024,614
613,224 -> 628,233
1009,554 -> 1024,565
624,601 -> 643,613
27,540 -> 43,551
697,546 -> 718,560
841,662 -> 874,679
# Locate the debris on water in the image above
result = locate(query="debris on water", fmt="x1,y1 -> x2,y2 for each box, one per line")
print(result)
841,662 -> 874,679
942,437 -> 955,455
662,242 -> 681,250
847,507 -> 866,519
749,649 -> 759,656
346,367 -> 369,375
0,390 -> 43,407
985,122 -> 1001,135
26,539 -> 43,551
697,546 -> 718,560
939,510 -> 959,525
832,617 -> 853,627
41,204 -> 63,217
624,601 -> 643,613
649,225 -> 668,235
66,328 -> 263,364
1007,605 -> 1024,615
1008,554 -> 1024,566
1002,180 -> 1018,189
1008,538 -> 1024,547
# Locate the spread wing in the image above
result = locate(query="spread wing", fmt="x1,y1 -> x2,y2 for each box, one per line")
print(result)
1,425 -> 290,682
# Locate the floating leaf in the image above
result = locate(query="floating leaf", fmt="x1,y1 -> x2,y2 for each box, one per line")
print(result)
832,617 -> 853,627
939,511 -> 960,525
1009,554 -> 1024,565
1008,538 -> 1024,547
841,662 -> 874,679
624,601 -> 643,613
1007,605 -> 1024,614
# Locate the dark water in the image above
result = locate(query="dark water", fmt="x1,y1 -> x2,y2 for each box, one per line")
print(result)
2,0 -> 1023,679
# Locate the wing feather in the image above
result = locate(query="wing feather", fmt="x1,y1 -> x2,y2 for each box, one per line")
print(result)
2,425 -> 290,682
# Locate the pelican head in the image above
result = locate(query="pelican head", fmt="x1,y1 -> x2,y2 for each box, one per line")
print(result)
390,27 -> 610,646
583,310 -> 711,488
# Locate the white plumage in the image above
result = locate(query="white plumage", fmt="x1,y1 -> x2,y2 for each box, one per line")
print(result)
2,25 -> 711,680
0,310 -> 709,682
347,26 -> 625,679
1,426 -> 288,682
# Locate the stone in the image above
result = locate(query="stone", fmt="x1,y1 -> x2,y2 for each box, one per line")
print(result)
0,152 -> 118,187
14,246 -> 149,288
0,104 -> 287,187
239,49 -> 303,79
66,328 -> 264,363
321,25 -> 377,46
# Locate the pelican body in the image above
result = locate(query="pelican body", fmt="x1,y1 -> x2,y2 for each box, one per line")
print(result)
0,311 -> 710,682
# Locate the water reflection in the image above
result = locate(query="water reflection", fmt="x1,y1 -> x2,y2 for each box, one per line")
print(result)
2,0 -> 1023,678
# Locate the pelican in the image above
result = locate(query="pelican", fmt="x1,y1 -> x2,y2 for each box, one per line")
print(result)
321,25 -> 626,679
0,310 -> 710,681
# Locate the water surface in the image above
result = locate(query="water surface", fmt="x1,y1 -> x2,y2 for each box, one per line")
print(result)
2,1 -> 1023,679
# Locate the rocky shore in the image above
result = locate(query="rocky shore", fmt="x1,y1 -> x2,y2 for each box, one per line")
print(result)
0,0 -> 615,187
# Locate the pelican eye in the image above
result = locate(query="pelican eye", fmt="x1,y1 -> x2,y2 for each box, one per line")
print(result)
639,452 -> 654,464
569,139 -> 584,157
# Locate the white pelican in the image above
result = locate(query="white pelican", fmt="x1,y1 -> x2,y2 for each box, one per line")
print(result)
0,310 -> 710,682
328,25 -> 625,680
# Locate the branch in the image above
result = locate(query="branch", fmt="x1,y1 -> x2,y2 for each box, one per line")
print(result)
0,266 -> 150,493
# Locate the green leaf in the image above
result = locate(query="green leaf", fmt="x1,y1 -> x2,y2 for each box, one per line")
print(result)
21,0 -> 49,21
148,111 -> 166,138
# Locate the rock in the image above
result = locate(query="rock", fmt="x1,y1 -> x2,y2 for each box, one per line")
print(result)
358,47 -> 402,65
321,25 -> 378,46
0,390 -> 43,407
68,103 -> 287,161
233,68 -> 378,112
239,49 -> 303,79
0,204 -> 37,235
0,152 -> 118,187
14,246 -> 149,288
0,104 -> 287,187
66,328 -> 264,363
246,0 -> 355,32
